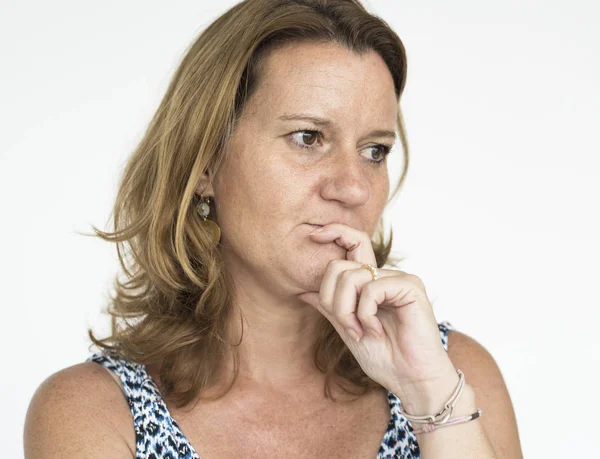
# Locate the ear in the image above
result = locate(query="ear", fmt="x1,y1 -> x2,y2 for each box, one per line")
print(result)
195,168 -> 215,197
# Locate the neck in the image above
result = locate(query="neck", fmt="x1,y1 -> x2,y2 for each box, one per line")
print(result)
223,287 -> 325,387
212,249 -> 332,389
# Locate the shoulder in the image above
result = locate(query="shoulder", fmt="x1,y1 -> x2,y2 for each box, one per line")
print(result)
446,329 -> 498,375
446,330 -> 524,459
446,329 -> 512,396
24,362 -> 135,459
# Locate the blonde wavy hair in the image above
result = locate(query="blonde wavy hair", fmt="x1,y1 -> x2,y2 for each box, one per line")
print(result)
86,0 -> 410,409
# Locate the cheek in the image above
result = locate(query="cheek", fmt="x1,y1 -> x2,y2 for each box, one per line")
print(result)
372,173 -> 390,207
215,158 -> 298,232
367,175 -> 389,228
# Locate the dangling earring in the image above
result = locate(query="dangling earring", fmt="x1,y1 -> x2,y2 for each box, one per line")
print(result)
198,195 -> 221,245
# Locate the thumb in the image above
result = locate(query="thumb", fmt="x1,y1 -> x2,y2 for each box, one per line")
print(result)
297,291 -> 320,310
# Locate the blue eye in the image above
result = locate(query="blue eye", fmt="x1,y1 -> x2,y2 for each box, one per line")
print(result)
288,129 -> 392,166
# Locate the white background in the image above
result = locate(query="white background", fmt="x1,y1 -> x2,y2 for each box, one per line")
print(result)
2,0 -> 598,457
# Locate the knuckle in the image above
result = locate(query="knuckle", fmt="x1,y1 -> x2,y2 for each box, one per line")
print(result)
338,269 -> 355,284
361,281 -> 376,296
407,273 -> 425,288
328,259 -> 345,271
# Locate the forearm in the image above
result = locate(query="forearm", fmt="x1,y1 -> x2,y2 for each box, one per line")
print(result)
392,368 -> 497,459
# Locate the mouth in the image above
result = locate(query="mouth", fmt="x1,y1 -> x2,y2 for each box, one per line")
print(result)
306,223 -> 324,228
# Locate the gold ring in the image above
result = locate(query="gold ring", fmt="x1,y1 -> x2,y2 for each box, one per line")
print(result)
361,263 -> 379,280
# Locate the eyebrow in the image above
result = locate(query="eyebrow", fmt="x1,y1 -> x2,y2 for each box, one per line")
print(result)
278,114 -> 396,141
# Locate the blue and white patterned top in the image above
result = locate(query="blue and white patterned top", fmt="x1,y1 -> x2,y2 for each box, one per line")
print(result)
87,320 -> 455,459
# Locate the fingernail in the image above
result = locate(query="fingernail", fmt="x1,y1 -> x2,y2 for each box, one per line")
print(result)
309,227 -> 324,235
369,328 -> 380,339
346,328 -> 361,342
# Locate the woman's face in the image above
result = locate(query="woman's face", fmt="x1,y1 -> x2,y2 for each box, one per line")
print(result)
207,41 -> 398,296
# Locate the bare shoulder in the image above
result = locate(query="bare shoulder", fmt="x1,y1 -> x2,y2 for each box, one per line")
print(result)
24,361 -> 135,459
446,330 -> 524,459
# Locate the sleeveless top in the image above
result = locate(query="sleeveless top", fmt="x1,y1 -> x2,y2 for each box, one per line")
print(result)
87,321 -> 455,459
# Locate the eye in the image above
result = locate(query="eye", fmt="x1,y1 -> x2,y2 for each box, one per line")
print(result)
287,129 -> 392,166
362,144 -> 392,165
288,129 -> 323,150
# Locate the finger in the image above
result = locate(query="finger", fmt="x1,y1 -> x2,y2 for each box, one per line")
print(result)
356,276 -> 414,338
331,267 -> 373,338
309,224 -> 377,265
297,291 -> 321,311
316,259 -> 358,317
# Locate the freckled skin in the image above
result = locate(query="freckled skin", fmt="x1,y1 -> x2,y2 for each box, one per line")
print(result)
22,42 -> 413,459
196,40 -> 398,382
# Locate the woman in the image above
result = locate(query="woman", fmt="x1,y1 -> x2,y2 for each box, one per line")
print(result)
24,0 -> 522,457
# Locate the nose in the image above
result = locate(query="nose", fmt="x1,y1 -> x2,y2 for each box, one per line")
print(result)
319,147 -> 371,207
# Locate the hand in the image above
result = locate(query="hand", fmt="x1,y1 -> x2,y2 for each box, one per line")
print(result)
297,223 -> 458,407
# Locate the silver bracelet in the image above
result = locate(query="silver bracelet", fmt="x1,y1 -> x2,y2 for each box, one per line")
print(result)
398,369 -> 465,425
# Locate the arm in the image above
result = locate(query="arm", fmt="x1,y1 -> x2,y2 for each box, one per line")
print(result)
397,330 -> 523,459
24,362 -> 135,459
297,227 -> 523,458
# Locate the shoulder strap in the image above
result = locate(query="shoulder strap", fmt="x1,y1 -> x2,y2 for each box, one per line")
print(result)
438,320 -> 455,352
87,351 -> 144,402
86,351 -> 200,458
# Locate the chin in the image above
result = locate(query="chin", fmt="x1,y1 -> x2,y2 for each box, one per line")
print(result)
297,249 -> 345,287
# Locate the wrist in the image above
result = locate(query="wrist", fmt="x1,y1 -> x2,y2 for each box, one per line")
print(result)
393,368 -> 476,416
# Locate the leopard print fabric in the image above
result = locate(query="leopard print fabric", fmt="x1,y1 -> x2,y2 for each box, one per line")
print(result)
87,321 -> 454,459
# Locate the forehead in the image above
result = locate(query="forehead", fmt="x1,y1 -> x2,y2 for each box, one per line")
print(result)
246,41 -> 398,123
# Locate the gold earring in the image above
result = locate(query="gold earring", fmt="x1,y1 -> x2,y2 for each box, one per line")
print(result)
198,195 -> 221,245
